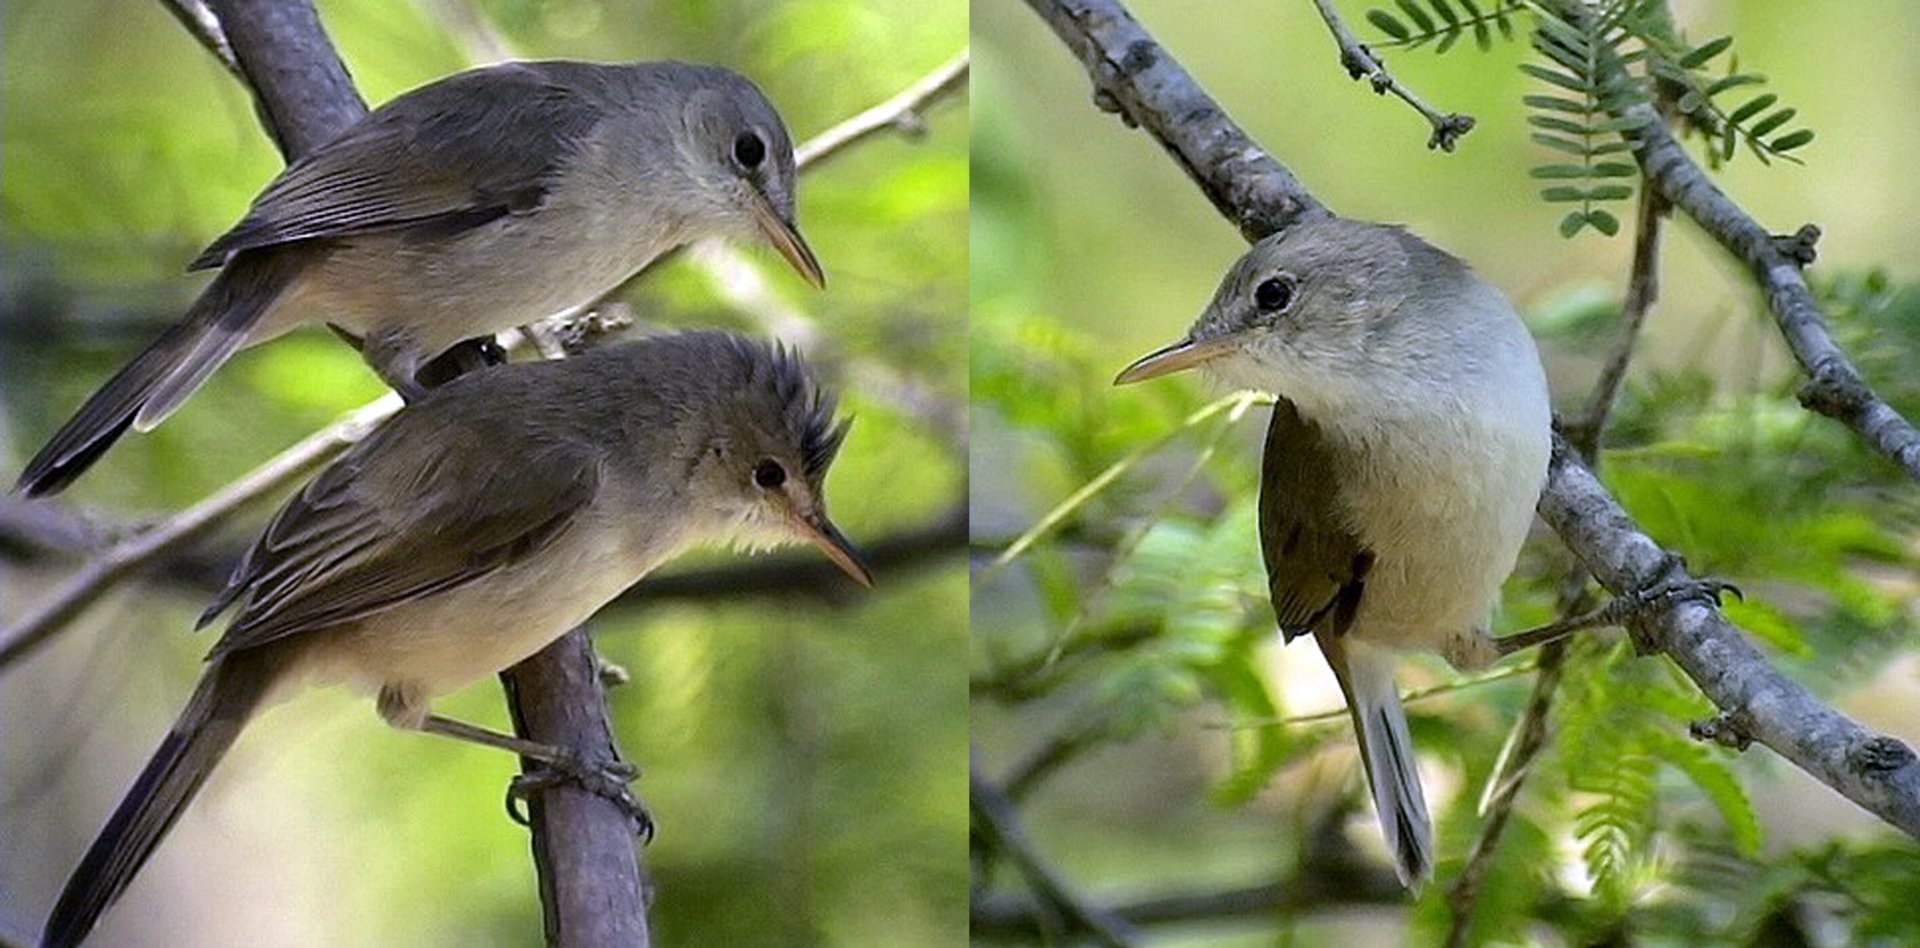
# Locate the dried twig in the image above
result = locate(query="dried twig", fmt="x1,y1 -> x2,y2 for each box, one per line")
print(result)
1307,0 -> 1474,150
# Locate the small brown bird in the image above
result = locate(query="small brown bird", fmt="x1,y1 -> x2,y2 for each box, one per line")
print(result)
18,60 -> 824,497
42,332 -> 869,947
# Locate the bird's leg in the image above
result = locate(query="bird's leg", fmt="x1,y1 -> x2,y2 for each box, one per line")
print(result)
1493,573 -> 1741,657
377,685 -> 652,837
506,764 -> 654,842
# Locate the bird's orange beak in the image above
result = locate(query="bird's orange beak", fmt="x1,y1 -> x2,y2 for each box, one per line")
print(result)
1114,335 -> 1233,384
751,189 -> 826,289
794,510 -> 873,588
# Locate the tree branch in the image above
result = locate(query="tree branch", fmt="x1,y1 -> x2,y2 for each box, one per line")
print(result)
1307,0 -> 1474,151
1620,104 -> 1920,479
501,629 -> 653,948
1023,0 -> 1920,841
796,50 -> 970,169
1021,0 -> 1329,241
0,397 -> 398,668
970,753 -> 1141,947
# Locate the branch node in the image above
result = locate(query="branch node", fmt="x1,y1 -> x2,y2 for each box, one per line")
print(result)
1797,364 -> 1865,418
1689,710 -> 1756,751
1772,223 -> 1822,266
597,658 -> 632,688
1428,114 -> 1476,152
1850,735 -> 1918,775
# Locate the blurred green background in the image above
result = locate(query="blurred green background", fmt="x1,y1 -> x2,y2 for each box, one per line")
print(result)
2,1 -> 966,946
973,1 -> 1920,945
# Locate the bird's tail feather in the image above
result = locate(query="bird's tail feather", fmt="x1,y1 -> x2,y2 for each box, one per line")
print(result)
1320,635 -> 1434,889
42,654 -> 275,948
16,251 -> 298,496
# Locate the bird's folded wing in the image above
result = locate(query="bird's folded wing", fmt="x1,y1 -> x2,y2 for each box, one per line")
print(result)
1257,399 -> 1374,641
190,61 -> 607,270
203,415 -> 602,658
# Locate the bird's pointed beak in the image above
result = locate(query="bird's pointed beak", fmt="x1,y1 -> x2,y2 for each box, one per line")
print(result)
1114,335 -> 1234,385
750,188 -> 826,289
794,510 -> 873,588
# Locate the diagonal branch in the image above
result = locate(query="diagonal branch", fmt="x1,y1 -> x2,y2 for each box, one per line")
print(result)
1308,0 -> 1475,150
1021,0 -> 1328,240
1024,0 -> 1920,840
970,752 -> 1141,947
1618,97 -> 1920,479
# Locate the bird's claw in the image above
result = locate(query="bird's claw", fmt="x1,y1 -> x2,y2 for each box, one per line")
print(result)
505,756 -> 653,842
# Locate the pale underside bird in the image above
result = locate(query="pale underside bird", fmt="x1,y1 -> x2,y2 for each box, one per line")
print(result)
42,332 -> 870,947
19,60 -> 825,497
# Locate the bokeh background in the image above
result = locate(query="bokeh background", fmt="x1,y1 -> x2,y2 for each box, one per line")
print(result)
2,1 -> 966,945
973,0 -> 1920,945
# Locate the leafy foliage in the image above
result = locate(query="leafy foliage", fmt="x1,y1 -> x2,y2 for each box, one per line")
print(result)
1361,0 -> 1816,236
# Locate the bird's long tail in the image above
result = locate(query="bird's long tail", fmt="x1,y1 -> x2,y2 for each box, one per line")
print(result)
42,653 -> 276,948
1318,635 -> 1434,889
16,250 -> 301,497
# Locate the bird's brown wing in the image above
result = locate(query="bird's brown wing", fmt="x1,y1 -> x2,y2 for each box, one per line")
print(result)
189,61 -> 607,270
202,410 -> 601,658
1257,399 -> 1373,642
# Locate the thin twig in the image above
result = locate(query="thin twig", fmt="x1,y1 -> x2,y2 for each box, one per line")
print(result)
796,50 -> 970,169
971,752 -> 1141,947
1022,0 -> 1329,240
156,0 -> 242,78
1308,0 -> 1474,150
0,396 -> 399,668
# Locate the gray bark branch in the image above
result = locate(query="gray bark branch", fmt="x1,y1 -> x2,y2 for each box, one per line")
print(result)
1024,0 -> 1920,841
1620,105 -> 1920,480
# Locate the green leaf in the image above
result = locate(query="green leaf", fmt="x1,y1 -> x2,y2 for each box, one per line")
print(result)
1520,63 -> 1587,93
1587,208 -> 1621,235
1705,73 -> 1764,97
1529,163 -> 1590,179
1530,132 -> 1588,155
1591,161 -> 1639,177
1646,729 -> 1764,856
1586,184 -> 1634,201
1559,210 -> 1587,237
1367,10 -> 1411,41
1437,28 -> 1462,54
1728,93 -> 1777,124
1680,35 -> 1733,68
1771,128 -> 1814,152
1528,115 -> 1589,135
1540,186 -> 1587,202
1523,94 -> 1587,114
1396,0 -> 1435,33
1592,114 -> 1650,135
1430,0 -> 1460,27
1749,107 -> 1797,137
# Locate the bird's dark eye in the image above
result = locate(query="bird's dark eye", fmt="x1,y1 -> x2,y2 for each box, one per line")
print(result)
1254,276 -> 1296,313
752,458 -> 786,489
733,131 -> 767,169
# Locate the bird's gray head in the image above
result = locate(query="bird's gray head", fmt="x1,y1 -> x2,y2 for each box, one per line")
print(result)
1115,217 -> 1508,419
671,66 -> 824,288
662,332 -> 867,586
